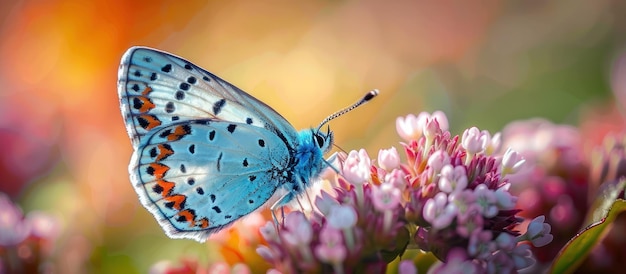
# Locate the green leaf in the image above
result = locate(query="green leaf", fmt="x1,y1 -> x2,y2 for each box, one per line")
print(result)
549,179 -> 626,274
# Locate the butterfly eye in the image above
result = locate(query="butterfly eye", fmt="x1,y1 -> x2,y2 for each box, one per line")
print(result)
314,134 -> 325,148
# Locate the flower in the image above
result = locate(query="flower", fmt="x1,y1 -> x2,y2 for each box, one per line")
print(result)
524,216 -> 554,247
501,148 -> 526,176
378,147 -> 401,171
423,193 -> 457,229
342,149 -> 372,185
0,193 -> 30,246
438,165 -> 468,194
314,226 -> 347,267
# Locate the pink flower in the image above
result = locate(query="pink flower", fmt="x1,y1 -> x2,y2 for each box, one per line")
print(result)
427,150 -> 450,174
342,149 -> 372,185
430,248 -> 479,274
282,212 -> 313,247
0,193 -> 30,246
314,190 -> 340,216
327,204 -> 358,230
398,259 -> 417,274
525,216 -> 553,247
378,147 -> 401,171
473,184 -> 498,218
494,183 -> 517,210
423,117 -> 441,140
423,193 -> 457,229
396,111 -> 449,142
260,221 -> 278,242
315,226 -> 347,267
372,183 -> 401,211
384,169 -> 408,191
430,111 -> 449,131
510,244 -> 535,269
438,165 -> 468,193
462,127 -> 485,156
396,114 -> 423,142
501,148 -> 525,175
468,230 -> 495,259
455,205 -> 483,237
484,132 -> 502,156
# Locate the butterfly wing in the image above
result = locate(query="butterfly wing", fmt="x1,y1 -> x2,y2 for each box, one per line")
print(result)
132,120 -> 290,241
117,47 -> 301,241
117,46 -> 298,149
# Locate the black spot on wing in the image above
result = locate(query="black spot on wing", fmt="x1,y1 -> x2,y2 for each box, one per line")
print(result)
165,102 -> 175,113
161,64 -> 172,73
217,152 -> 223,172
213,99 -> 226,115
175,91 -> 185,100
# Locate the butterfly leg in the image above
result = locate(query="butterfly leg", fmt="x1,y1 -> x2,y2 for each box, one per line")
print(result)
270,192 -> 295,229
324,152 -> 349,174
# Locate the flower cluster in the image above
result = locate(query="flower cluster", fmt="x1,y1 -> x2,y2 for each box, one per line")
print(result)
255,111 -> 553,273
0,192 -> 60,273
398,112 -> 551,272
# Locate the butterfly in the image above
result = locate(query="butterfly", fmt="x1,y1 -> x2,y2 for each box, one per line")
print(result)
118,46 -> 378,242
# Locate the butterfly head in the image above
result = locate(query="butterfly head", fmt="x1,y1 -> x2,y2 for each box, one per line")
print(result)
313,126 -> 334,154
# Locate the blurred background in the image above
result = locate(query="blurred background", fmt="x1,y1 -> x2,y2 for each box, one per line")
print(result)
1,0 -> 626,273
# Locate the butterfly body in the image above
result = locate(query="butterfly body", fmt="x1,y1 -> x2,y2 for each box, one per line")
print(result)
118,47 -> 335,242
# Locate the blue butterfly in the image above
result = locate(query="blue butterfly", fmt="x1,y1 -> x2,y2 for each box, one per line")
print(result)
118,46 -> 377,242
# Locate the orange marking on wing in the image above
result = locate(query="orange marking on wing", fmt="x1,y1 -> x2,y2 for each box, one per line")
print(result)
167,125 -> 191,141
141,86 -> 153,96
155,144 -> 174,162
137,97 -> 155,113
198,218 -> 210,229
156,180 -> 175,197
139,114 -> 162,130
178,209 -> 197,227
165,194 -> 186,211
149,163 -> 170,179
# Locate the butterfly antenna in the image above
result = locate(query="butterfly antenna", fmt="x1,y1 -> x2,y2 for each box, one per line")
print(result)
316,89 -> 379,131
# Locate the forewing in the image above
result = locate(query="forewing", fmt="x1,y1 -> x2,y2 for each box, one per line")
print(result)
131,120 -> 290,242
117,46 -> 297,149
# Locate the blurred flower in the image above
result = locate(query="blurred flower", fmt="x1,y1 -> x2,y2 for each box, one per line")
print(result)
150,259 -> 252,274
576,132 -> 626,272
0,192 -> 60,273
398,259 -> 417,274
0,193 -> 30,246
501,118 -> 588,263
